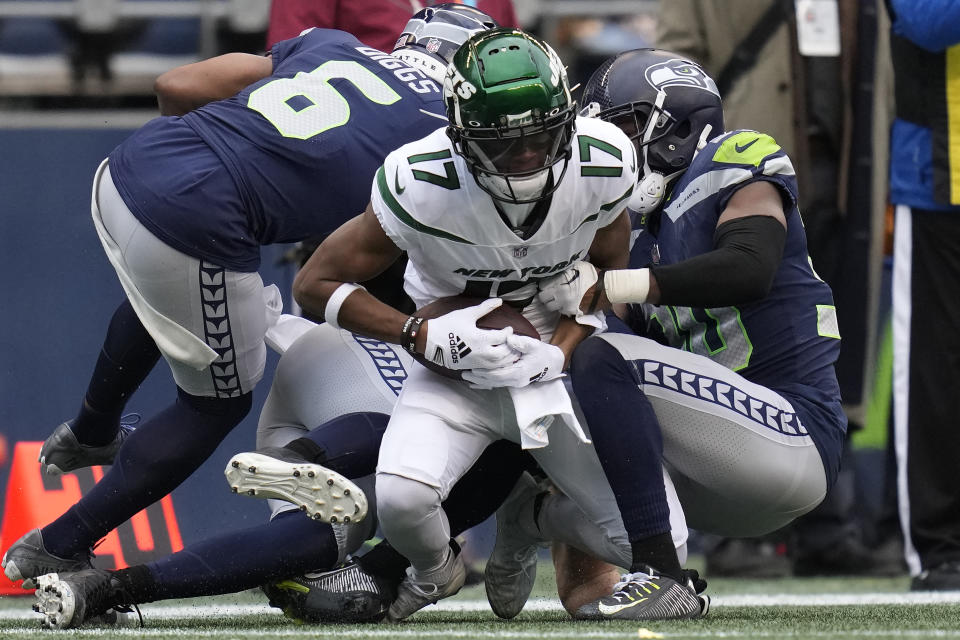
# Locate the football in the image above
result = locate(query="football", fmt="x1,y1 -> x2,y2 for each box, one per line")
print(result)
412,296 -> 540,379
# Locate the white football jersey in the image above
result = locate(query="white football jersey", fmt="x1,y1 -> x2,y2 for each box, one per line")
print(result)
371,116 -> 638,339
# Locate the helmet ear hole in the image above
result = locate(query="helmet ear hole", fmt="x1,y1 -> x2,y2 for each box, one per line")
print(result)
580,47 -> 724,182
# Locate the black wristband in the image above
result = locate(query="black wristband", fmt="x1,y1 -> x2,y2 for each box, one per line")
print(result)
585,269 -> 607,314
401,315 -> 424,355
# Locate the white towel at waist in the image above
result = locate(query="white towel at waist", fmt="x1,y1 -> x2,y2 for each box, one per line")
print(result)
264,314 -> 317,355
508,378 -> 591,449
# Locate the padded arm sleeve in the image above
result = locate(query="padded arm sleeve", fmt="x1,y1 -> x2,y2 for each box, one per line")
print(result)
650,215 -> 786,307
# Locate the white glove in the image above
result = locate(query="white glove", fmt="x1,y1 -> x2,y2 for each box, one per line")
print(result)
423,298 -> 517,371
462,334 -> 564,389
537,261 -> 599,316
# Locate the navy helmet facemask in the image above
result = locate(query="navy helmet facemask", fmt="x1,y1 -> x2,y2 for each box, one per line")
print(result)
581,49 -> 724,214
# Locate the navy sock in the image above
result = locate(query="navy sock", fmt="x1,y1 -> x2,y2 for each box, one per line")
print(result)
445,439 -> 535,534
72,300 -> 161,446
42,389 -> 251,558
570,337 -> 671,543
113,511 -> 338,603
630,532 -> 683,580
284,412 -> 389,478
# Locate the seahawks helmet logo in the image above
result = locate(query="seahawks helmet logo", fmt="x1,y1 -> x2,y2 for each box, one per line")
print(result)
644,59 -> 719,97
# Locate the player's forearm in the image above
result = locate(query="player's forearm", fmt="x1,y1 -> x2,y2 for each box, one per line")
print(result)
292,269 -> 410,345
155,53 -> 273,116
588,210 -> 631,271
325,286 -> 413,346
550,315 -> 594,370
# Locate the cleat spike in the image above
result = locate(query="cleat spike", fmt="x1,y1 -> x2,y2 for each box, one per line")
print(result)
343,516 -> 351,523
232,460 -> 240,468
330,516 -> 338,523
327,478 -> 334,486
293,470 -> 300,477
299,505 -> 307,511
313,513 -> 322,520
343,488 -> 350,495
248,466 -> 257,473
231,486 -> 238,493
247,489 -> 256,496
307,471 -> 315,478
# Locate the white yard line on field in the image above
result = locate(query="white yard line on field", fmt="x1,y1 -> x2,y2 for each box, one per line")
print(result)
2,591 -> 960,623
3,627 -> 960,638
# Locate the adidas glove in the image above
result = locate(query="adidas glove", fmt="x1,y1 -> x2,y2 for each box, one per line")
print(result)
423,298 -> 517,371
537,261 -> 599,316
462,334 -> 564,389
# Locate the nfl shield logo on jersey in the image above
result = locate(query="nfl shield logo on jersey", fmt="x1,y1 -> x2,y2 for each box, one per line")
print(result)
514,246 -> 528,258
426,38 -> 442,54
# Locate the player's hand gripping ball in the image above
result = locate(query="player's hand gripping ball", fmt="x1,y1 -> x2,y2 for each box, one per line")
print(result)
413,296 -> 540,379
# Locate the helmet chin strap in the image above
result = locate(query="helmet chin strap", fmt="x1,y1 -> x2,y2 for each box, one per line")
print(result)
630,90 -> 680,214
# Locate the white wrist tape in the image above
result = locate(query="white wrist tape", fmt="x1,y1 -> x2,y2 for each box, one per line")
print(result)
324,283 -> 365,329
604,268 -> 650,304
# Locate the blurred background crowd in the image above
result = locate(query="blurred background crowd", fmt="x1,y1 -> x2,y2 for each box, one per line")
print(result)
2,0 -> 957,589
0,0 -> 657,105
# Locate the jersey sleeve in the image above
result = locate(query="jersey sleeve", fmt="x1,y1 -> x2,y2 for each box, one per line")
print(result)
269,28 -> 310,66
370,146 -> 442,254
706,130 -> 799,213
371,134 -> 475,253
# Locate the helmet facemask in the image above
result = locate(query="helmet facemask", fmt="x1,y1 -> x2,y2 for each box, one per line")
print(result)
445,29 -> 577,205
453,109 -> 575,204
580,49 -> 723,214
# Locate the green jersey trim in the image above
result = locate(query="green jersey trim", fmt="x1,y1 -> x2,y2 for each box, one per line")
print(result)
408,149 -> 453,164
600,184 -> 635,212
375,166 -> 474,244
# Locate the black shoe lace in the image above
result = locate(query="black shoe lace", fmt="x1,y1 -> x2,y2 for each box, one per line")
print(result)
107,575 -> 144,628
109,603 -> 144,627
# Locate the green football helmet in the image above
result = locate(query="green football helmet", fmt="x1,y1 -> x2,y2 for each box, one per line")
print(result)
444,28 -> 576,204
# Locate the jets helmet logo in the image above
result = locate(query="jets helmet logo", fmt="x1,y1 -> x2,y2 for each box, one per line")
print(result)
645,59 -> 719,97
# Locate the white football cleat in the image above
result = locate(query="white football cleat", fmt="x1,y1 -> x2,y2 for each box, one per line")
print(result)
224,449 -> 368,524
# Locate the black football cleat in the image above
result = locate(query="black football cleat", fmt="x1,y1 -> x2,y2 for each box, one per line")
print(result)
262,560 -> 395,623
39,416 -> 138,476
2,529 -> 94,589
34,570 -> 140,629
573,566 -> 708,621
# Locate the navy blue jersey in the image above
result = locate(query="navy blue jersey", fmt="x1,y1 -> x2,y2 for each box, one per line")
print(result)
109,29 -> 446,271
629,130 -> 847,484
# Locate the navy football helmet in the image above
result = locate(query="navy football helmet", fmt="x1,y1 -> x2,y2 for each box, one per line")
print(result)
393,3 -> 498,84
581,49 -> 724,213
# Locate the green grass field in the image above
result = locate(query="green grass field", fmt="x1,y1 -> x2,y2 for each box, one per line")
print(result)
2,563 -> 959,639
